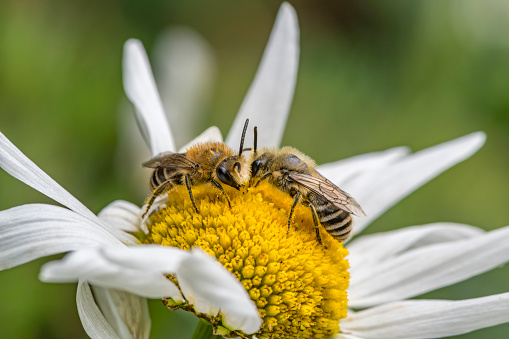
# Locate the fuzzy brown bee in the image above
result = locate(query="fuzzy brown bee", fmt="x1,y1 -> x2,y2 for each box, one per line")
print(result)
249,127 -> 365,244
142,120 -> 251,217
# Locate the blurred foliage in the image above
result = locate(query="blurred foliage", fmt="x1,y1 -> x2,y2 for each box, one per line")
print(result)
0,0 -> 508,338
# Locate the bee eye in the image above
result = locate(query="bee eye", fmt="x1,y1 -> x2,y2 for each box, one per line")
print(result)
233,162 -> 241,173
251,159 -> 262,176
217,167 -> 237,188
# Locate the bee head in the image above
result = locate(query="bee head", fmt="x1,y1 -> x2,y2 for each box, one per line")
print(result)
216,155 -> 250,190
250,152 -> 271,178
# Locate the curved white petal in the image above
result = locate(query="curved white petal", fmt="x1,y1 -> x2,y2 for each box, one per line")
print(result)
177,249 -> 262,334
333,334 -> 365,339
77,280 -> 122,339
348,224 -> 509,308
101,245 -> 190,273
40,248 -> 183,301
178,126 -> 223,153
98,200 -> 142,233
345,132 -> 486,236
40,246 -> 260,333
341,293 -> 509,338
0,204 -> 122,270
347,222 -> 484,277
317,147 -> 409,187
123,39 -> 175,155
96,246 -> 261,333
0,132 -> 135,243
92,286 -> 151,339
0,131 -> 97,221
154,27 -> 215,148
226,2 -> 299,149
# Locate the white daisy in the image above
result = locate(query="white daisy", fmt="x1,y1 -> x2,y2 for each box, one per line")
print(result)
1,2 -> 508,339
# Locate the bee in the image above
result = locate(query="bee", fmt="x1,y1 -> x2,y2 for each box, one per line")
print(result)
142,119 -> 251,217
249,127 -> 366,244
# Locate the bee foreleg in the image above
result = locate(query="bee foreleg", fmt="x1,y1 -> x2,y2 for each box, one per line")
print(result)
288,192 -> 301,232
254,173 -> 271,187
308,203 -> 325,248
143,179 -> 175,218
185,173 -> 199,213
211,179 -> 232,208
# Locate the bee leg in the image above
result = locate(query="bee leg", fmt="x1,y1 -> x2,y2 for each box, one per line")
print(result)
143,179 -> 174,218
185,173 -> 199,213
211,179 -> 232,208
254,173 -> 271,187
288,192 -> 301,232
308,204 -> 326,249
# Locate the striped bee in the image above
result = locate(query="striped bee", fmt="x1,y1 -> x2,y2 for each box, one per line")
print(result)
142,120 -> 251,217
249,127 -> 365,244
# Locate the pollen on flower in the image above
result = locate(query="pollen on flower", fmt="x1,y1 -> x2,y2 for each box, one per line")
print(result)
143,182 -> 349,339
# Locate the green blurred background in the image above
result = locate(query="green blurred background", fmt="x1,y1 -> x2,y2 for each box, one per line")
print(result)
0,0 -> 508,338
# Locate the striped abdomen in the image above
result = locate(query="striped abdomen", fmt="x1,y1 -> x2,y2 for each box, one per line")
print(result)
150,168 -> 182,190
310,193 -> 353,242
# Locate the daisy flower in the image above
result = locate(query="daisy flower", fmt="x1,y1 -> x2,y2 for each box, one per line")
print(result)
1,2 -> 509,339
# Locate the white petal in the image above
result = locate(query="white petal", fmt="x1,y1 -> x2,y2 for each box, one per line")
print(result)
177,249 -> 262,334
77,280 -> 122,339
317,147 -> 409,187
0,204 -> 122,270
0,132 -> 135,243
154,27 -> 215,148
40,248 -> 183,301
140,195 -> 168,233
98,200 -> 142,233
123,39 -> 175,155
0,131 -> 96,221
345,132 -> 486,236
92,286 -> 151,339
348,222 -> 484,277
115,100 -> 153,198
101,245 -> 190,273
332,334 -> 365,339
341,293 -> 509,338
94,246 -> 261,332
348,224 -> 509,308
225,2 -> 299,149
178,126 -> 223,153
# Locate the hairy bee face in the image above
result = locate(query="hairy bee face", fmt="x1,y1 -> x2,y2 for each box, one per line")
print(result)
250,152 -> 273,178
216,155 -> 250,190
251,158 -> 263,177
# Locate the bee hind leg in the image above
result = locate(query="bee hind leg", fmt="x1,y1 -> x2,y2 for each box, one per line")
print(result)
288,192 -> 301,232
143,179 -> 174,218
185,174 -> 199,213
211,179 -> 232,208
308,204 -> 327,249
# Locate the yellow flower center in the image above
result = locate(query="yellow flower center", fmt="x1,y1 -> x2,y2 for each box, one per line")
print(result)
142,182 -> 349,338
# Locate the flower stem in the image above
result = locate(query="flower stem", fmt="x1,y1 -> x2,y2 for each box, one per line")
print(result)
192,319 -> 221,339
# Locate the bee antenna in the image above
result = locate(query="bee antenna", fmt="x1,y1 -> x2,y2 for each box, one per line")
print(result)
239,118 -> 249,155
253,126 -> 258,154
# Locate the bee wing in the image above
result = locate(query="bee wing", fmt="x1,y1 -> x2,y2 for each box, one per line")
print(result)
142,152 -> 196,170
288,171 -> 366,217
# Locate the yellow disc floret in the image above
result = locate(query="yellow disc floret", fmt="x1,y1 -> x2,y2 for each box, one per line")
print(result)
142,182 -> 349,339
